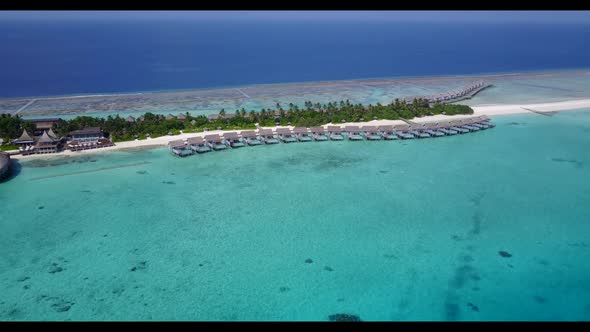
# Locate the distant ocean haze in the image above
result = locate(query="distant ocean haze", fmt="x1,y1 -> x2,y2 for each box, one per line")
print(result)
1,21 -> 590,98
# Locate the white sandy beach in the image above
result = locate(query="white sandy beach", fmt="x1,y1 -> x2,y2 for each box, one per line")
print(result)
9,98 -> 590,160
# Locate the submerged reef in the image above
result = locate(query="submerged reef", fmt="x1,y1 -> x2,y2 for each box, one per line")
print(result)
328,313 -> 362,322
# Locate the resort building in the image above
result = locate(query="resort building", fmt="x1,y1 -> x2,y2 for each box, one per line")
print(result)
26,118 -> 63,136
67,127 -> 114,151
166,114 -> 175,120
177,113 -> 187,121
127,116 -> 136,123
207,114 -> 236,121
34,130 -> 59,154
69,127 -> 105,142
12,129 -> 35,149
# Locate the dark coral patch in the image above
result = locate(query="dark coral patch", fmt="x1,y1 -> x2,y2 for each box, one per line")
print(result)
498,251 -> 512,258
305,258 -> 313,264
324,266 -> 334,272
467,302 -> 480,312
38,206 -> 44,210
445,302 -> 460,321
328,313 -> 362,322
533,295 -> 546,304
451,234 -> 462,242
279,286 -> 290,293
130,261 -> 147,272
51,300 -> 74,312
48,263 -> 64,274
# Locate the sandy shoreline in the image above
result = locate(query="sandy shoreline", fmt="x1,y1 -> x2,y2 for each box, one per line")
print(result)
9,98 -> 590,160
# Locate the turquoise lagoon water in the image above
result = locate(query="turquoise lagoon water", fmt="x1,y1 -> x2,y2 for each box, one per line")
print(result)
1,110 -> 590,321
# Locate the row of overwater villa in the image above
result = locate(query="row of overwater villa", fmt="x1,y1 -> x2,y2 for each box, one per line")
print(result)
167,115 -> 495,157
403,80 -> 490,104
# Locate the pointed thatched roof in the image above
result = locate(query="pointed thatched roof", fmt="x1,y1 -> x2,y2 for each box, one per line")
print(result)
38,130 -> 55,144
166,114 -> 175,120
47,128 -> 58,139
177,113 -> 187,120
127,116 -> 136,122
17,129 -> 34,142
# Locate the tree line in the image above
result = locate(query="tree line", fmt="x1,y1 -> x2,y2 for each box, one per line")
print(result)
1,98 -> 473,143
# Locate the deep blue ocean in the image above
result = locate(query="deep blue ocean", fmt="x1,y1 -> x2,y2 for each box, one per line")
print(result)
1,20 -> 590,98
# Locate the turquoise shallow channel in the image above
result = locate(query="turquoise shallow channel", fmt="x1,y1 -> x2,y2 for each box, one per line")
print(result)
1,110 -> 590,321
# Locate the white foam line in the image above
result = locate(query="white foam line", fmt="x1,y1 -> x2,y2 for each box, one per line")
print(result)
236,88 -> 251,98
14,99 -> 37,114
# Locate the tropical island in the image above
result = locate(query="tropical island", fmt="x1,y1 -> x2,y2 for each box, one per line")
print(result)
0,98 -> 473,146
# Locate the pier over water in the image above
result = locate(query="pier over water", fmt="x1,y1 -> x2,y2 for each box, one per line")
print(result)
404,80 -> 492,105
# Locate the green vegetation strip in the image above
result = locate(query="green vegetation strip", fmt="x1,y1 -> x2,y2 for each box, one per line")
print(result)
2,99 -> 473,143
29,161 -> 150,181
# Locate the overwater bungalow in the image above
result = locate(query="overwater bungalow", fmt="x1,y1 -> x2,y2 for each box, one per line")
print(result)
435,122 -> 457,135
393,124 -> 414,139
344,126 -> 363,141
378,125 -> 398,140
204,134 -> 228,151
409,125 -> 430,138
362,126 -> 382,140
240,130 -> 263,146
276,128 -> 297,143
187,136 -> 211,153
461,117 -> 482,129
168,140 -> 193,157
293,127 -> 313,142
327,126 -> 344,141
223,132 -> 246,148
459,119 -> 481,132
259,129 -> 279,144
423,123 -> 445,137
472,115 -> 493,128
310,127 -> 328,141
448,121 -> 469,134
